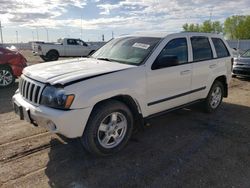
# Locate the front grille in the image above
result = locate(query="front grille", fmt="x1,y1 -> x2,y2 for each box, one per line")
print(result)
19,76 -> 45,105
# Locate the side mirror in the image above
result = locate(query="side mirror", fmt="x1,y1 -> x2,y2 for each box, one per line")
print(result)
152,55 -> 179,70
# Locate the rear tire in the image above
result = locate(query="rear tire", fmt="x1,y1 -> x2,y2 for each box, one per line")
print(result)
0,66 -> 15,88
203,81 -> 224,113
81,100 -> 133,156
40,55 -> 49,62
46,50 -> 59,61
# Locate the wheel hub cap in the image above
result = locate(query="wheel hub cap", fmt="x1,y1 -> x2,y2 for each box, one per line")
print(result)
0,70 -> 13,86
97,112 -> 127,149
210,86 -> 222,109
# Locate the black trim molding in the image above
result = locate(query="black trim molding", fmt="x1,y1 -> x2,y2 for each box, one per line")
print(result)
145,99 -> 203,120
148,86 -> 206,106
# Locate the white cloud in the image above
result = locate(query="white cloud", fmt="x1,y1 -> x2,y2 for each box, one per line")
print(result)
0,0 -> 87,24
2,0 -> 250,42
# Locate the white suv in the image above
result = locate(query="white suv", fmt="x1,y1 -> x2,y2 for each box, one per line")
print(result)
13,32 -> 232,156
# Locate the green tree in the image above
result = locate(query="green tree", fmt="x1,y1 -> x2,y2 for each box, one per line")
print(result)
224,15 -> 250,39
183,20 -> 223,33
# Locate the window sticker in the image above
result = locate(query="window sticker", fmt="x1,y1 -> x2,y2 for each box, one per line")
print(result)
132,43 -> 150,50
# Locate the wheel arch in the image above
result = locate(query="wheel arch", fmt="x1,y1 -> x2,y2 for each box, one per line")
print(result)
90,95 -> 144,131
46,49 -> 59,56
0,63 -> 13,73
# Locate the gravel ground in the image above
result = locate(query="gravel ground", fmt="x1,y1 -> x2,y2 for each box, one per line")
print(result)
0,51 -> 250,188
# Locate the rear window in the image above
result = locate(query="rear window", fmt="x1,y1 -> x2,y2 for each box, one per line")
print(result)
191,37 -> 213,62
212,38 -> 230,58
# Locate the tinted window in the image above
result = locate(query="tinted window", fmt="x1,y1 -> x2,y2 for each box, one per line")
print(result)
191,37 -> 213,61
67,39 -> 77,45
157,38 -> 188,64
76,40 -> 88,46
212,38 -> 230,58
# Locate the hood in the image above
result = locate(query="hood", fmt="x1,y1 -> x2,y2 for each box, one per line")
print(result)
23,58 -> 135,85
235,57 -> 250,64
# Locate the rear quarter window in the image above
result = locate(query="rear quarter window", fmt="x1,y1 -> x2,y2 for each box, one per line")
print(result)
212,38 -> 230,58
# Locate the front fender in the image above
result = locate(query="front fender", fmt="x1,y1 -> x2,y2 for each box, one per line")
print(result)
64,67 -> 147,116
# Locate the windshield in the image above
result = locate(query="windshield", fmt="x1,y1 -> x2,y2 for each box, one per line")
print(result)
92,37 -> 161,65
241,49 -> 250,57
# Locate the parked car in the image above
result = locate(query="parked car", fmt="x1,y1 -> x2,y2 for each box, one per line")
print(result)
231,48 -> 245,57
232,49 -> 250,77
33,38 -> 100,62
0,47 -> 27,88
13,32 -> 232,156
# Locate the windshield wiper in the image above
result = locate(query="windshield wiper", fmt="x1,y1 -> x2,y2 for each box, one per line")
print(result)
96,57 -> 133,65
97,57 -> 112,61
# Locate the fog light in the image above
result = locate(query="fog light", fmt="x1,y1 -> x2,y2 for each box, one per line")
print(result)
47,121 -> 57,131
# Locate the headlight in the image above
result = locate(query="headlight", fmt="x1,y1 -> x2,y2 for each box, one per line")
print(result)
41,86 -> 75,109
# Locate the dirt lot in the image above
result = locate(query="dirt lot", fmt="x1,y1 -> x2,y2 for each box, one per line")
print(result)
0,51 -> 250,188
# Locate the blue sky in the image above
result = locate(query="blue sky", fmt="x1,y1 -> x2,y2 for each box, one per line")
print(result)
1,0 -> 250,43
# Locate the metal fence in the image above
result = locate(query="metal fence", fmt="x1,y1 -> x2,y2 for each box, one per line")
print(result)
227,40 -> 250,51
1,40 -> 250,52
2,43 -> 32,50
1,42 -> 106,50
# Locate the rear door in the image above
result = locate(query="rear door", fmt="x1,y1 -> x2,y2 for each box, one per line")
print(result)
189,36 -> 217,101
146,37 -> 193,115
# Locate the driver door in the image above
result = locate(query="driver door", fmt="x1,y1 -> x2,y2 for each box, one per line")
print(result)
76,39 -> 91,56
146,37 -> 192,115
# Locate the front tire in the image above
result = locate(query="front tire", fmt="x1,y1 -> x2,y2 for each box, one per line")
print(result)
0,67 -> 15,88
81,100 -> 133,156
204,81 -> 224,113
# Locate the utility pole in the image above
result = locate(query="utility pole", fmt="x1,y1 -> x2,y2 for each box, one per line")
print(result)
209,8 -> 213,22
36,27 -> 39,41
0,21 -> 3,44
81,14 -> 83,40
16,31 -> 18,44
236,15 -> 240,57
43,27 -> 49,42
32,31 -> 34,41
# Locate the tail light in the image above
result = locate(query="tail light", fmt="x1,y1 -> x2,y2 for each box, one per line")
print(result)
231,58 -> 234,71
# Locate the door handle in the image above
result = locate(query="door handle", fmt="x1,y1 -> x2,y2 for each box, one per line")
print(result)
180,70 -> 191,75
209,64 -> 217,69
